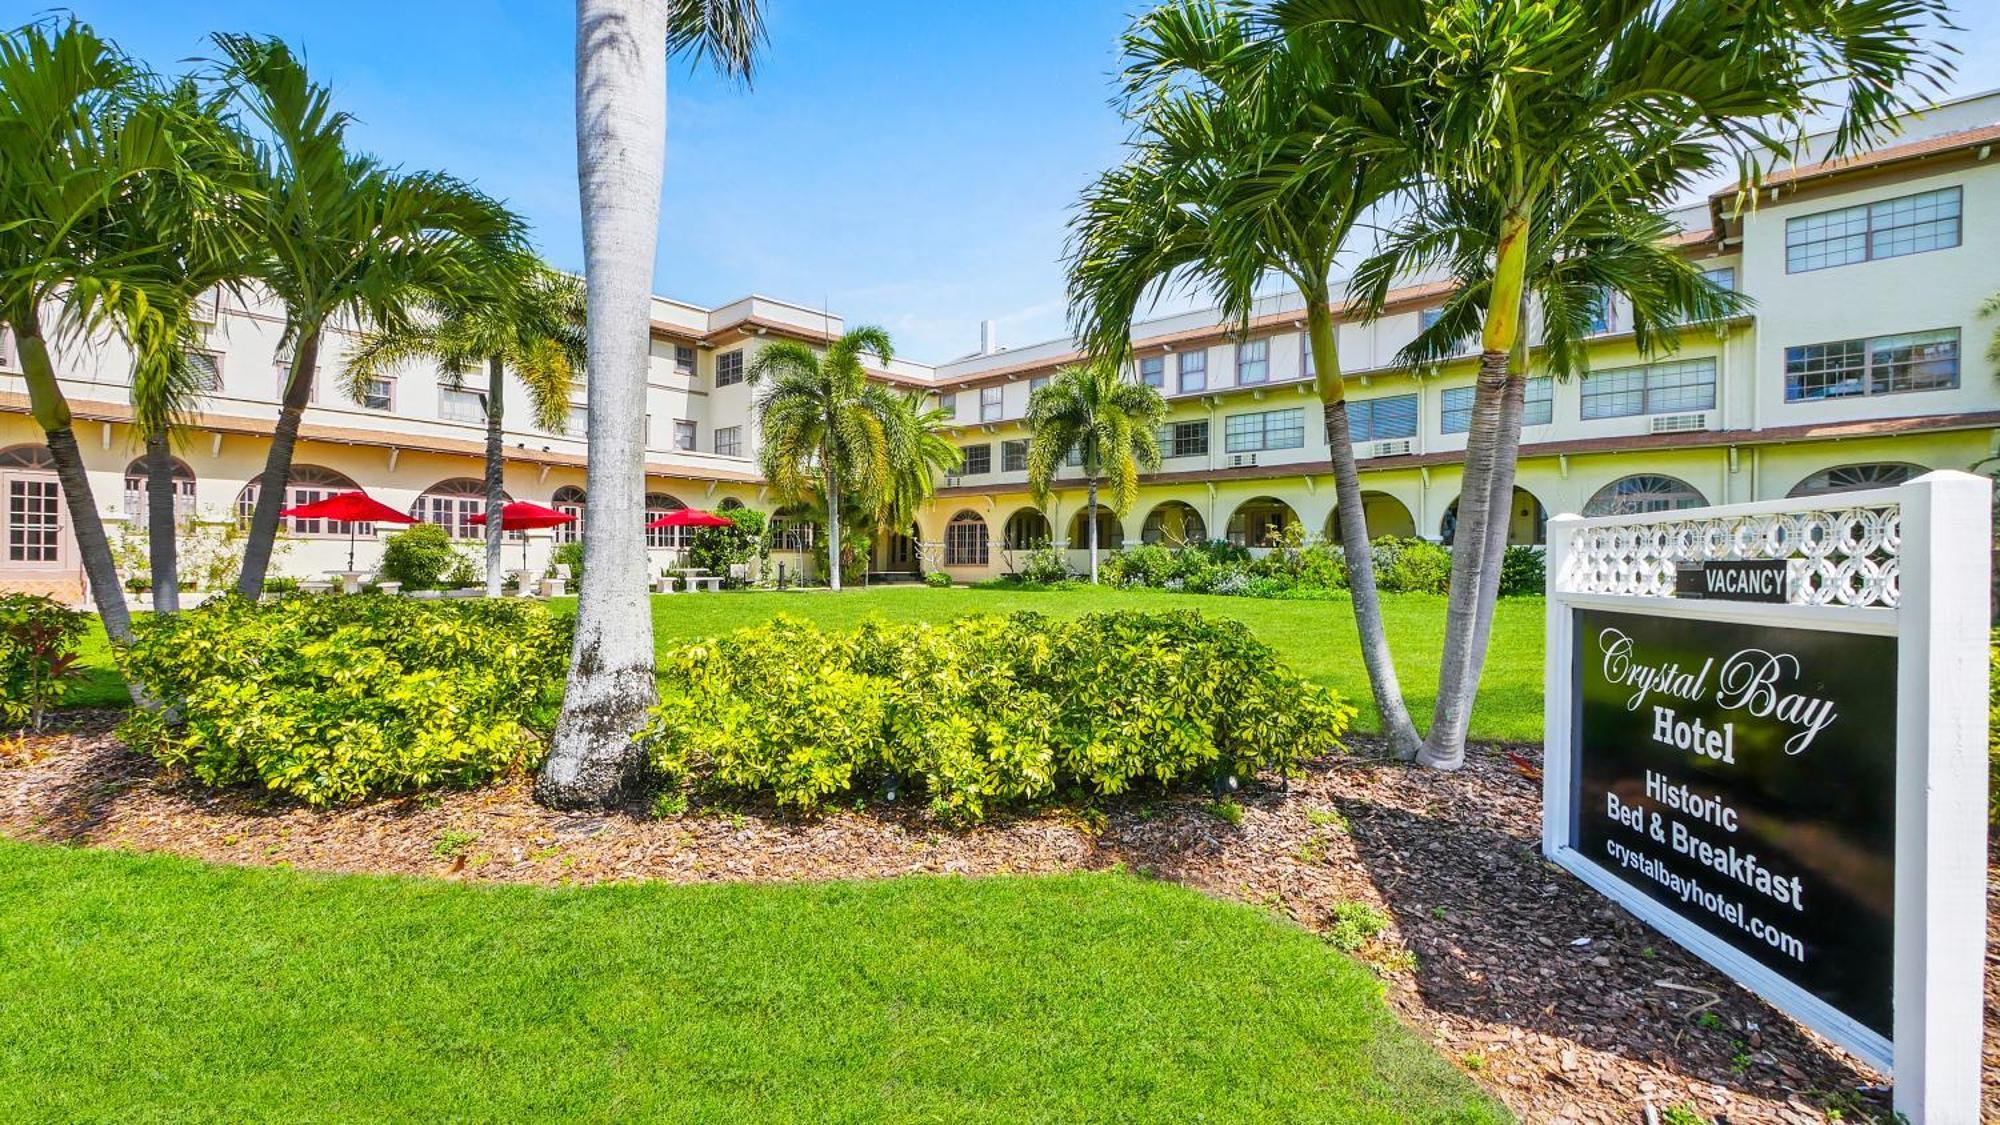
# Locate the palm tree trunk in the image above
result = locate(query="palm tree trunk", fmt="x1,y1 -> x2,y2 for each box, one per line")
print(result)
10,312 -> 134,647
1465,319 -> 1533,687
483,355 -> 506,599
825,459 -> 843,592
144,431 -> 181,614
537,0 -> 665,808
1086,478 -> 1100,584
1421,208 -> 1530,770
238,328 -> 320,599
1307,299 -> 1421,758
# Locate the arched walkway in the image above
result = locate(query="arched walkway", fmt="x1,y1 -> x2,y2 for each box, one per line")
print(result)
1226,496 -> 1299,548
945,509 -> 990,566
1003,508 -> 1052,550
1068,505 -> 1124,551
123,455 -> 196,525
1583,474 -> 1707,517
1324,492 -> 1416,542
1141,500 -> 1207,547
238,465 -> 366,537
1440,487 -> 1547,546
1787,462 -> 1924,498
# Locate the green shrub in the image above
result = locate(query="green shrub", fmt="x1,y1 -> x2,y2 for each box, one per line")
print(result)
1107,544 -> 1178,588
116,594 -> 573,805
550,541 -> 585,588
642,610 -> 1353,821
378,524 -> 465,592
0,594 -> 86,731
1013,544 -> 1072,585
1498,544 -> 1546,597
264,576 -> 302,597
924,570 -> 952,588
685,511 -> 765,587
1372,537 -> 1452,595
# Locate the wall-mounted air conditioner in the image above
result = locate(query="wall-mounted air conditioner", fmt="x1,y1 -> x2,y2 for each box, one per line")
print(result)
1226,453 -> 1259,469
1372,438 -> 1414,458
1649,412 -> 1709,435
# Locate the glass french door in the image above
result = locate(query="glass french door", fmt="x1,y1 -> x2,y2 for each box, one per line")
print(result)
2,470 -> 67,571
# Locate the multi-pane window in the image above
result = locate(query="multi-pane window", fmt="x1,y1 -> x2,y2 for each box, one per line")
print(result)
1001,439 -> 1028,472
122,457 -> 196,526
1138,355 -> 1165,388
440,386 -> 484,422
959,443 -> 992,475
646,493 -> 688,549
563,405 -> 587,436
1783,328 -> 1958,402
1235,338 -> 1269,385
187,350 -> 222,391
945,511 -> 990,565
552,485 -> 586,544
714,425 -> 743,457
674,345 -> 696,376
939,392 -> 957,417
415,479 -> 499,540
238,465 -> 368,538
1177,350 -> 1207,393
715,350 -> 744,387
1223,408 -> 1305,453
0,329 -> 14,369
1785,186 -> 1961,273
1580,357 -> 1716,419
8,478 -> 60,562
1345,394 -> 1419,443
1700,266 -> 1736,291
979,385 -> 1003,422
673,419 -> 697,451
1301,333 -> 1314,378
1029,375 -> 1049,394
1158,419 -> 1209,459
1440,378 -> 1553,434
1418,307 -> 1445,332
358,377 -> 392,411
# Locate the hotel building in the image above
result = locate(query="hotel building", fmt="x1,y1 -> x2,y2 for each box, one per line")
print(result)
2,93 -> 1997,599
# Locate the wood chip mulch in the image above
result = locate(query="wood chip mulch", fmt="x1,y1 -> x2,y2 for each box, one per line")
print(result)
1,712 -> 1987,1125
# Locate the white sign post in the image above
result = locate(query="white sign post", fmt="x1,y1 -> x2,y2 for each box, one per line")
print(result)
1542,471 -> 1989,1123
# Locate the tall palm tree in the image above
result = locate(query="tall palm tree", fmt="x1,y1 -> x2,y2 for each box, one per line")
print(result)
209,34 -> 526,600
1069,0 -> 1424,753
748,327 -> 900,592
343,255 -> 583,597
0,19 -> 187,644
880,389 -> 962,541
538,0 -> 765,810
1023,361 -> 1164,585
1276,0 -> 1952,769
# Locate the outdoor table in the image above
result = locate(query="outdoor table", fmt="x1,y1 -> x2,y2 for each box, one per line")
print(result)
332,571 -> 369,594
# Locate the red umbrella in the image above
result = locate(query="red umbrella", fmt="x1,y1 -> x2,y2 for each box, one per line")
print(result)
469,501 -> 578,573
645,507 -> 733,530
279,490 -> 418,570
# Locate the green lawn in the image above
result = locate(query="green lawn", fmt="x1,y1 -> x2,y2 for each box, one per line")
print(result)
0,840 -> 1507,1123
64,587 -> 1548,741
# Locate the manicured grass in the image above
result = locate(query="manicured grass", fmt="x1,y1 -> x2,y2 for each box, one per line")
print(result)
63,587 -> 1548,741
0,840 -> 1507,1123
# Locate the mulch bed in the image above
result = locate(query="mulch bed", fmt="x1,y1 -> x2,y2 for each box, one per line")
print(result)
0,712 -> 1986,1124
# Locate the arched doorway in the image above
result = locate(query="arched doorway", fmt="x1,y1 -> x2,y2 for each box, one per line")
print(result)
1324,492 -> 1416,542
1440,487 -> 1547,546
412,478 -> 513,540
1141,501 -> 1207,547
1003,508 -> 1052,550
1068,505 -> 1124,551
1584,474 -> 1707,517
551,485 -> 585,544
238,465 -> 368,538
945,510 -> 990,566
1788,462 -> 1924,498
1226,496 -> 1299,548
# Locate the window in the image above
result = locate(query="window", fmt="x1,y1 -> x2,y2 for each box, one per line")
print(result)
714,426 -> 743,457
674,345 -> 696,376
187,350 -> 222,391
440,386 -> 484,422
122,456 -> 196,526
1001,439 -> 1028,472
0,329 -> 14,369
1440,378 -> 1553,434
1223,408 -> 1305,453
1138,355 -> 1165,388
236,464 -> 366,538
1177,350 -> 1207,393
939,392 -> 957,417
646,492 -> 687,548
1235,338 -> 1269,385
562,405 -> 587,436
1580,358 -> 1716,419
1029,375 -> 1049,394
1141,502 -> 1206,546
1700,266 -> 1736,291
1158,419 -> 1209,458
979,385 -> 1003,422
1344,394 -> 1419,443
1786,186 -> 1960,272
358,377 -> 392,411
959,443 -> 992,475
715,350 -> 744,387
1788,462 -> 1922,498
552,485 -> 586,544
412,478 -> 507,540
1583,474 -> 1707,517
1783,329 -> 1957,402
769,515 -> 817,551
673,419 -> 697,451
945,510 -> 989,565
1301,333 -> 1314,378
1586,290 -> 1616,335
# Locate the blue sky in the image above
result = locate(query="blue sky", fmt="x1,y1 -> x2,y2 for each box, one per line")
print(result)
17,2 -> 2000,363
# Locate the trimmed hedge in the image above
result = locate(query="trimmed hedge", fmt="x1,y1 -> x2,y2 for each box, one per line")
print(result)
118,594 -> 572,805
642,610 -> 1354,821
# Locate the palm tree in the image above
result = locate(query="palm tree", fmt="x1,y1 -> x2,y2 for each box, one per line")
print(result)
1023,361 -> 1164,584
1276,0 -> 1952,769
879,389 -> 963,541
1069,0 -> 1424,754
0,19 -> 187,644
538,0 -> 765,810
748,327 -> 900,592
209,34 -> 526,600
343,255 -> 583,597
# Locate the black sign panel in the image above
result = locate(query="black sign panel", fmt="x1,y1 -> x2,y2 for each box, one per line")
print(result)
1674,560 -> 1792,603
1571,609 -> 1896,1037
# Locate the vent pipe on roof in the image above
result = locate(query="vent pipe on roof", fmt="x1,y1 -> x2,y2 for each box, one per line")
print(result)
979,319 -> 999,356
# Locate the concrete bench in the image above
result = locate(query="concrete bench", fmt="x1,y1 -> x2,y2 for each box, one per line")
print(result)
653,574 -> 681,594
688,576 -> 723,593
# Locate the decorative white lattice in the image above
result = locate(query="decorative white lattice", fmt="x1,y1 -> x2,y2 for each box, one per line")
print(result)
1560,505 -> 1900,608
